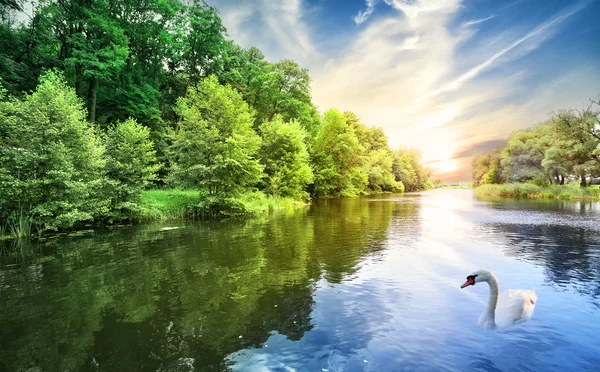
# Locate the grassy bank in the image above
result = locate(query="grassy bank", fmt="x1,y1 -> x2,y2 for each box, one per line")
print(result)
139,189 -> 307,221
0,190 -> 307,240
474,183 -> 600,200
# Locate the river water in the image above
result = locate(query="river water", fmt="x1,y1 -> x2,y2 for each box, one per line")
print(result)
1,189 -> 599,371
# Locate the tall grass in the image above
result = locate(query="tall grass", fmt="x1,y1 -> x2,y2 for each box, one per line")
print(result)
139,189 -> 206,220
6,209 -> 34,239
475,183 -> 600,200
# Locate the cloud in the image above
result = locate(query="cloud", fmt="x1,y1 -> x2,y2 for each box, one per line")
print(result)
453,139 -> 506,158
216,0 -> 318,67
462,14 -> 495,27
354,0 -> 378,25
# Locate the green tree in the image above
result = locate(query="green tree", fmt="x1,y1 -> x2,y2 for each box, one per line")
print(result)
311,109 -> 366,197
393,149 -> 433,191
259,115 -> 313,200
364,148 -> 404,193
551,108 -> 600,187
0,71 -> 106,231
344,111 -> 402,193
104,118 -> 160,219
169,75 -> 263,196
472,149 -> 503,187
175,0 -> 226,128
40,0 -> 130,122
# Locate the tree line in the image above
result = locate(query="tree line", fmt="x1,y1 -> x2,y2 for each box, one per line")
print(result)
473,104 -> 600,188
0,0 -> 432,233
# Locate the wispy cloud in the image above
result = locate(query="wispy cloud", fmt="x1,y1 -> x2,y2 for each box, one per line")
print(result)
462,14 -> 495,27
355,0 -> 378,25
421,2 -> 587,101
216,0 -> 318,66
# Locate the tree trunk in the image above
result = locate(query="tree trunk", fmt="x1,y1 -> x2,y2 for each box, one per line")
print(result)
75,64 -> 83,97
175,81 -> 190,134
87,76 -> 98,122
580,172 -> 587,188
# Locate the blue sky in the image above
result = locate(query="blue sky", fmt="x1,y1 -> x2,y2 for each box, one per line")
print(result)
213,0 -> 600,181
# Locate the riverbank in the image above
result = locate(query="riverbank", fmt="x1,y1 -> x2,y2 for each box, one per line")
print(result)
474,183 -> 600,200
0,190 -> 307,240
139,189 -> 307,221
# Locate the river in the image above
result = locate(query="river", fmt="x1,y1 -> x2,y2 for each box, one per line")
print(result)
1,189 -> 599,371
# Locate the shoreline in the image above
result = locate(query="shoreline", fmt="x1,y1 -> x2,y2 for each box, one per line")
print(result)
1,189 -> 423,241
474,183 -> 600,201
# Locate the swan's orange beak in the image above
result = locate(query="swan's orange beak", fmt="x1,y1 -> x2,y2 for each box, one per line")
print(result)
461,277 -> 475,289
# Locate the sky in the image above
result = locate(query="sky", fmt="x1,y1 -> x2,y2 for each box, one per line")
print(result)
210,0 -> 600,182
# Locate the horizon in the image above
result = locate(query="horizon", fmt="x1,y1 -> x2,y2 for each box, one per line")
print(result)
207,0 -> 600,182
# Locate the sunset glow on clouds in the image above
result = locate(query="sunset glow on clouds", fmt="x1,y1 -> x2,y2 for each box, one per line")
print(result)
213,0 -> 600,182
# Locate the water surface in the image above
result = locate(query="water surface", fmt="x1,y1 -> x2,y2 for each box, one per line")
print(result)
1,190 -> 599,371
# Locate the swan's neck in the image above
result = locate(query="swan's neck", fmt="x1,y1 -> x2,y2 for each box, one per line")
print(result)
483,274 -> 499,323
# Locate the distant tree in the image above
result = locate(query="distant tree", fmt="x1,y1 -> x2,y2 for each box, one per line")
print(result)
344,111 -> 402,193
394,148 -> 433,191
472,149 -> 503,187
311,109 -> 366,197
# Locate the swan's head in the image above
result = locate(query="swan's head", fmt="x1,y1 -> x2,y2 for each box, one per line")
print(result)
460,269 -> 492,289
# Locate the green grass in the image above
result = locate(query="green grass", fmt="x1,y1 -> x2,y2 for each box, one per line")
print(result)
139,189 -> 206,220
139,189 -> 307,221
474,183 -> 600,200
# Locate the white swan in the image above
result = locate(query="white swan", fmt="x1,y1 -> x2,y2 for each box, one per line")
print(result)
461,269 -> 537,330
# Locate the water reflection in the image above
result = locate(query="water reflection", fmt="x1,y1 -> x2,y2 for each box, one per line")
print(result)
1,191 -> 600,371
0,197 -> 409,371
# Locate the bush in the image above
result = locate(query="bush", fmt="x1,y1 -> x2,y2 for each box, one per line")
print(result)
0,71 -> 107,232
475,183 -> 600,200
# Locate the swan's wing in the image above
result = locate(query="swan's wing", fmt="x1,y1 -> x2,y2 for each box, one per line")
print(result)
495,289 -> 537,328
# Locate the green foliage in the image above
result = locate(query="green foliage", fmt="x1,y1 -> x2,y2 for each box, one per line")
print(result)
259,115 -> 313,200
473,104 -> 600,188
551,108 -> 600,185
344,112 -> 403,193
311,109 -> 366,197
104,118 -> 160,220
0,71 -> 107,232
393,148 -> 433,191
169,75 -> 263,196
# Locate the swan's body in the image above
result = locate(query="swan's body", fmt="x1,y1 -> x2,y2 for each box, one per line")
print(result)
461,269 -> 537,330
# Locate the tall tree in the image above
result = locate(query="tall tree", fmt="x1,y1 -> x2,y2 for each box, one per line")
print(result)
40,0 -> 130,121
551,107 -> 600,187
174,0 -> 226,129
311,109 -> 366,197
